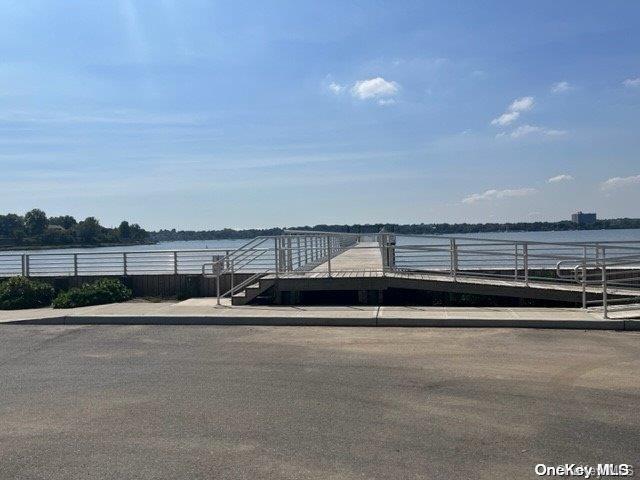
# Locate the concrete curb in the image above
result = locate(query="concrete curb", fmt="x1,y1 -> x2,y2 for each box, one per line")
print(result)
5,315 -> 639,330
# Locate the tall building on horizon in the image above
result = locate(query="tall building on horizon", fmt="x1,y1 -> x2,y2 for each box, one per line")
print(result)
571,211 -> 597,225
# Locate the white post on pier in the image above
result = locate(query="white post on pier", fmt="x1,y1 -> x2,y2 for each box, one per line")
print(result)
523,244 -> 529,285
581,246 -> 587,309
449,239 -> 457,280
274,237 -> 279,278
601,246 -> 608,319
326,235 -> 332,277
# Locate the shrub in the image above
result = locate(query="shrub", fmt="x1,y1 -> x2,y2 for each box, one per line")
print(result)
0,276 -> 55,310
52,278 -> 132,309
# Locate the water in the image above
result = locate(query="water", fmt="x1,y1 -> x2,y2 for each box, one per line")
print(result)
3,229 -> 640,255
2,239 -> 253,255
395,229 -> 640,245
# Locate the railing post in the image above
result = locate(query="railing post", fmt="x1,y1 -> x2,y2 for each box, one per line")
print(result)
296,236 -> 301,269
326,235 -> 332,277
216,272 -> 221,306
274,237 -> 279,278
449,239 -> 457,280
523,244 -> 529,285
304,236 -> 308,266
123,252 -> 128,276
25,254 -> 30,277
173,251 -> 178,275
514,244 -> 519,280
21,254 -> 26,276
74,253 -> 79,276
230,259 -> 235,295
601,246 -> 608,319
286,236 -> 292,272
581,246 -> 587,309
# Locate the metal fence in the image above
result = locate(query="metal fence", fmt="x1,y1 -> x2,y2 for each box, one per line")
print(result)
3,231 -> 640,317
0,249 -> 248,277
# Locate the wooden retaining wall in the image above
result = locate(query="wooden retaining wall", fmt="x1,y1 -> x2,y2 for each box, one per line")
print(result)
38,273 -> 255,299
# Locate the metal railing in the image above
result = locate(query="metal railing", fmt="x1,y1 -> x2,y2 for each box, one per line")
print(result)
0,248 -> 245,277
3,231 -> 640,317
201,232 -> 357,304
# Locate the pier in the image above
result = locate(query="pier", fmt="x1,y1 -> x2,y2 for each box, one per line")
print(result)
3,231 -> 640,318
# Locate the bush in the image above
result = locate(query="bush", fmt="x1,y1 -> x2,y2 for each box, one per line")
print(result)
0,276 -> 55,310
52,278 -> 132,309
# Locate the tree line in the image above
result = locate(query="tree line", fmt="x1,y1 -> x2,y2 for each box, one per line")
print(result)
151,217 -> 640,241
0,209 -> 149,247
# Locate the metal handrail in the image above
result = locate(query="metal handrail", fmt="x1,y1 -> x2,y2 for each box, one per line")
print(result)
4,231 -> 640,318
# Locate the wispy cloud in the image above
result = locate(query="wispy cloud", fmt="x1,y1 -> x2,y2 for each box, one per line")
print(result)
551,81 -> 571,93
547,174 -> 574,183
498,124 -> 567,139
462,187 -> 537,204
623,77 -> 640,88
491,96 -> 534,126
351,77 -> 399,100
509,97 -> 534,111
492,111 -> 520,127
601,174 -> 640,190
328,82 -> 345,94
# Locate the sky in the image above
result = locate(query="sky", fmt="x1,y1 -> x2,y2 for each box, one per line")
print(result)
1,0 -> 640,230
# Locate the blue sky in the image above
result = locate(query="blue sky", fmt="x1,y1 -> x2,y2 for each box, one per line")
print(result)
1,0 -> 639,229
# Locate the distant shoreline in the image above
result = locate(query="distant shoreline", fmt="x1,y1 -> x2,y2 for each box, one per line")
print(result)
150,220 -> 640,242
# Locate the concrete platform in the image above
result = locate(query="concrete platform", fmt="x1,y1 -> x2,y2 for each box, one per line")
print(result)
1,299 -> 638,329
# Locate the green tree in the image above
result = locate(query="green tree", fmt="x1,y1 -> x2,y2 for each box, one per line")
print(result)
0,214 -> 24,237
24,209 -> 48,236
118,220 -> 131,239
128,223 -> 147,241
75,217 -> 102,243
49,215 -> 77,229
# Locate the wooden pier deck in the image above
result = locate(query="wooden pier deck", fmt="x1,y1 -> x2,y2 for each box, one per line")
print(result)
310,241 -> 382,276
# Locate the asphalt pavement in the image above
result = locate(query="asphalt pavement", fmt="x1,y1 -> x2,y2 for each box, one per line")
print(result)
1,326 -> 638,479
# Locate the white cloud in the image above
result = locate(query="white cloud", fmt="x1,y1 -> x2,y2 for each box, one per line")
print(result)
462,187 -> 537,204
509,96 -> 534,112
601,174 -> 640,190
491,96 -> 534,126
547,174 -> 574,183
491,111 -> 520,126
328,82 -> 345,94
505,124 -> 567,139
551,81 -> 571,93
623,77 -> 640,88
351,77 -> 399,100
377,98 -> 396,106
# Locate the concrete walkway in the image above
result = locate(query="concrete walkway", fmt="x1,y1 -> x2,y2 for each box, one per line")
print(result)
1,299 -> 638,329
312,241 -> 382,274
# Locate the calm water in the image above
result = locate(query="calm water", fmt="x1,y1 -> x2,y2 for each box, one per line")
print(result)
395,229 -> 640,245
3,229 -> 640,255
